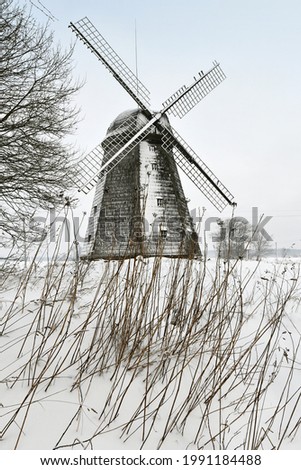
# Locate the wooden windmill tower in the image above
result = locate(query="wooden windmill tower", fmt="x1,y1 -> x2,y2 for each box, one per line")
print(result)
69,18 -> 235,260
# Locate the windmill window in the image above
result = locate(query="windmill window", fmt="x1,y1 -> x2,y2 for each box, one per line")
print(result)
157,198 -> 164,207
152,163 -> 158,170
88,235 -> 92,242
148,144 -> 156,152
160,227 -> 168,238
93,205 -> 97,215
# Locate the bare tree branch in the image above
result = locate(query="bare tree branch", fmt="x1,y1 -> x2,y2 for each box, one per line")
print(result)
0,0 -> 82,247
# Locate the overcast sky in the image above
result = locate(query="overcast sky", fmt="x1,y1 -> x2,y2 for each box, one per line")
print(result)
27,0 -> 301,249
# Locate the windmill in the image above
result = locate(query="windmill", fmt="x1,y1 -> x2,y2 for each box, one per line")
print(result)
69,17 -> 235,260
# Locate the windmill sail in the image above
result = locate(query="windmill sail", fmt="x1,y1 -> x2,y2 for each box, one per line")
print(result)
73,144 -> 104,194
69,17 -> 151,111
162,62 -> 226,119
161,125 -> 235,212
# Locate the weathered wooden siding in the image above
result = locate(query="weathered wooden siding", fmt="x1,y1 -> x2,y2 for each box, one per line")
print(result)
82,110 -> 201,259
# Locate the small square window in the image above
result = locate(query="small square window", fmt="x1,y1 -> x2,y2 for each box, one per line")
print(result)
152,163 -> 158,170
149,144 -> 156,152
157,198 -> 164,207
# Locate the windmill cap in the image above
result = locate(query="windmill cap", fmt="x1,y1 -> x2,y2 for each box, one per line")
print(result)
104,108 -> 171,143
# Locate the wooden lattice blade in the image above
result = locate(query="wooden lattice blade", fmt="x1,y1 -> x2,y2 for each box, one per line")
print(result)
72,144 -> 104,194
162,62 -> 226,119
69,18 -> 151,112
161,125 -> 235,212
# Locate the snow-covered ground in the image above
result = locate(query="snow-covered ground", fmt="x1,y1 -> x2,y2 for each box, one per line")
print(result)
0,255 -> 300,450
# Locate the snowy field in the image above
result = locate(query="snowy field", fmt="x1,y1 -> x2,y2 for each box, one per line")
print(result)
0,254 -> 300,450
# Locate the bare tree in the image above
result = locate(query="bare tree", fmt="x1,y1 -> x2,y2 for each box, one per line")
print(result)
0,0 -> 81,248
214,218 -> 272,260
250,230 -> 272,260
213,218 -> 251,259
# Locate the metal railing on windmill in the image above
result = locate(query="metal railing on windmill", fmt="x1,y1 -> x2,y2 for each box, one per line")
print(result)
69,17 -> 236,260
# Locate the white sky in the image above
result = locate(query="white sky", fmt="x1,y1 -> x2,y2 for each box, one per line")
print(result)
27,0 -> 301,249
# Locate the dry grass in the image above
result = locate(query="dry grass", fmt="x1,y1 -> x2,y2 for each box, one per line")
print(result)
0,223 -> 300,450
